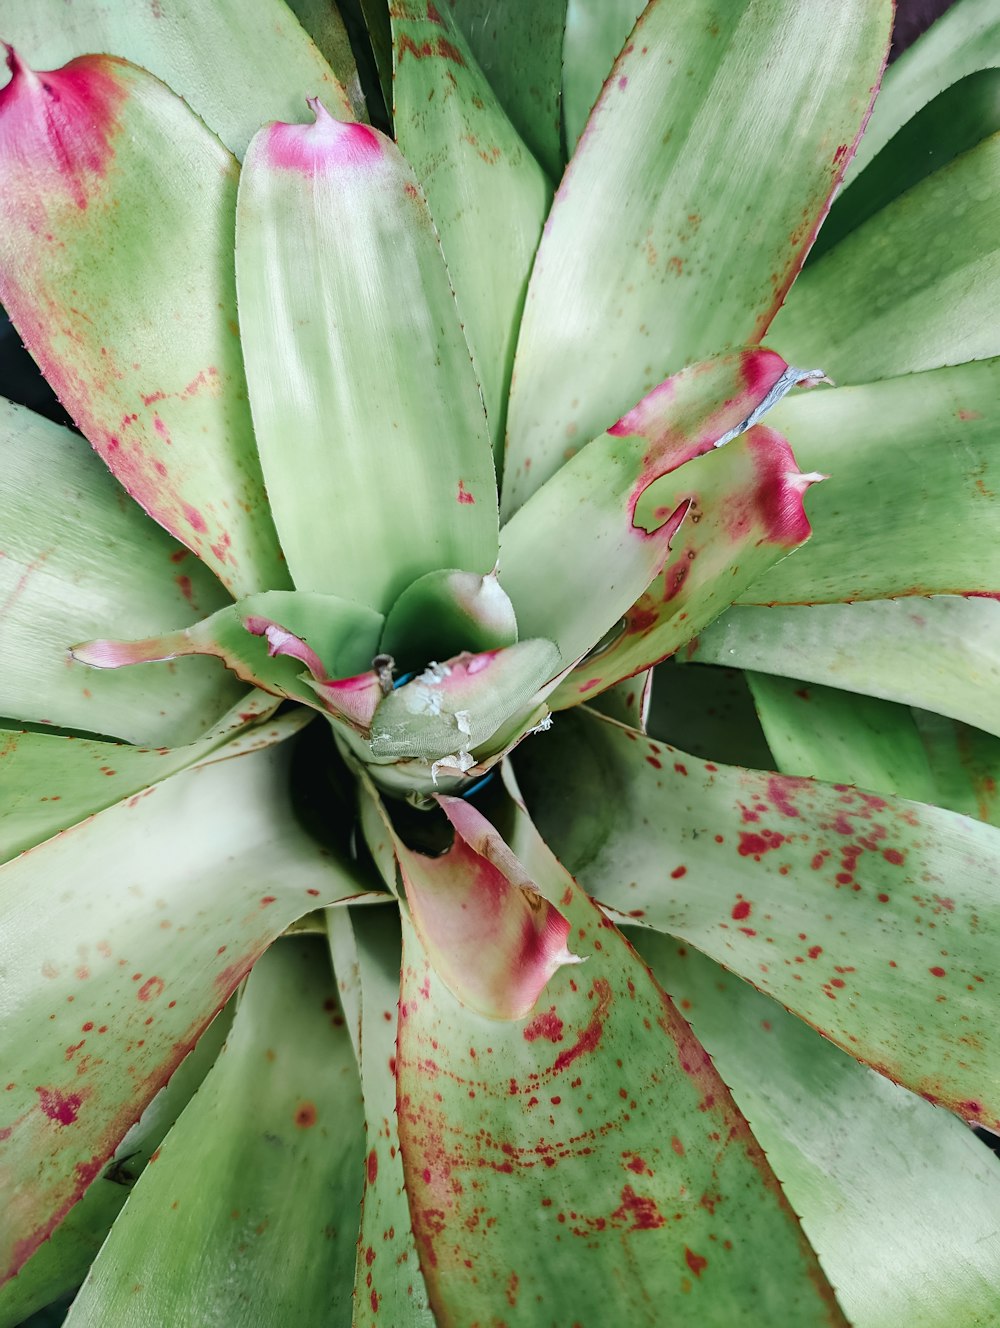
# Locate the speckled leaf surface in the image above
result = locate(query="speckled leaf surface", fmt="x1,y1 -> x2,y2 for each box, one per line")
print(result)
445,0 -> 568,181
0,739 -> 365,1283
771,131 -> 1000,386
690,597 -> 1000,740
561,0 -> 645,155
392,1 -> 550,467
811,69 -> 1000,264
63,938 -> 364,1327
500,350 -> 819,679
502,0 -> 890,514
334,907 -> 435,1328
0,396 -> 242,746
0,693 -> 285,866
740,360 -> 1000,603
0,54 -> 288,597
638,933 -> 1000,1328
516,708 -> 1000,1129
748,674 -> 1000,832
394,803 -> 847,1326
846,0 -> 1000,183
0,1006 -> 232,1328
236,105 -> 498,614
0,0 -> 353,157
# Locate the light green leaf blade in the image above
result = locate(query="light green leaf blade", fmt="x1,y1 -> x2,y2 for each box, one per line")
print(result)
446,0 -> 568,181
0,53 -> 291,598
689,597 -> 1000,740
283,0 -> 366,118
516,707 -> 1000,1130
0,396 -> 242,745
589,668 -> 652,730
394,795 -> 847,1325
770,130 -> 1000,385
392,2 -> 551,467
846,0 -> 1000,184
330,907 -> 435,1328
748,673 -> 1000,831
0,1004 -> 232,1328
502,0 -> 891,514
638,932 -> 1000,1328
561,0 -> 645,156
0,693 -> 285,866
63,937 -> 363,1327
236,105 -> 498,614
0,737 -> 364,1283
379,568 -> 518,673
812,68 -> 1000,264
739,360 -> 1000,604
0,0 -> 353,157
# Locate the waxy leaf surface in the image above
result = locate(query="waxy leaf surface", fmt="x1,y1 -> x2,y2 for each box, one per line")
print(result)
0,53 -> 288,597
561,0 -> 645,155
0,0 -> 353,157
64,938 -> 364,1327
0,739 -> 363,1282
236,105 -> 498,614
503,0 -> 890,512
771,130 -> 1000,385
741,360 -> 1000,603
690,597 -> 1000,741
394,799 -> 847,1326
0,396 -> 241,746
392,1 -> 550,466
638,933 -> 1000,1328
516,709 -> 1000,1129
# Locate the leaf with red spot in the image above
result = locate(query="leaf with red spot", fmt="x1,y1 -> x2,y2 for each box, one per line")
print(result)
0,735 -> 369,1284
0,52 -> 288,596
502,0 -> 891,515
499,348 -> 823,684
392,797 -> 577,1020
392,789 -> 848,1324
516,707 -> 1000,1131
61,938 -> 364,1325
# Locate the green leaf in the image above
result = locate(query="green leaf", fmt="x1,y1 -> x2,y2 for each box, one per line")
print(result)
637,932 -> 1000,1328
811,69 -> 1000,264
446,0 -> 568,181
769,130 -> 1000,385
330,907 -> 435,1328
748,673 -> 1000,831
561,0 -> 645,155
0,737 -> 365,1283
72,590 -> 385,733
502,0 -> 891,514
379,568 -> 519,673
645,660 -> 774,771
0,53 -> 289,597
0,0 -> 354,157
0,396 -> 242,745
391,1 -> 551,467
589,668 -> 652,729
0,1004 -> 233,1328
63,937 -> 363,1326
236,103 -> 498,615
689,597 -> 1000,740
0,693 -> 286,867
282,0 -> 366,119
845,0 -> 1000,184
394,795 -> 847,1325
739,359 -> 1000,604
516,707 -> 1000,1129
501,349 -> 822,683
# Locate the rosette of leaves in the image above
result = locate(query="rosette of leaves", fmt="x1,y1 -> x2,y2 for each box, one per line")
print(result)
1,1 -> 999,1324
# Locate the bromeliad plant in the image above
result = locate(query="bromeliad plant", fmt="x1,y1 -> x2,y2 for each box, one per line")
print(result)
1,0 -> 999,1323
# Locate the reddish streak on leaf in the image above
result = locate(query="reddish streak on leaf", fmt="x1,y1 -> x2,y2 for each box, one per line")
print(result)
367,1148 -> 378,1184
552,979 -> 612,1073
456,479 -> 475,504
882,848 -> 904,865
181,504 -> 207,534
685,1247 -> 708,1277
611,1183 -> 665,1231
522,1009 -> 565,1043
35,1086 -> 82,1126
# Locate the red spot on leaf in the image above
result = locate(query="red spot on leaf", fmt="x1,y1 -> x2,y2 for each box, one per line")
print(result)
882,848 -> 904,865
611,1184 -> 665,1231
552,980 -> 612,1073
522,1009 -> 565,1044
294,1101 -> 317,1127
685,1247 -> 708,1277
929,966 -> 946,978
456,479 -> 475,504
36,1086 -> 82,1125
137,976 -> 164,1002
737,831 -> 786,858
367,1148 -> 378,1183
731,899 -> 752,921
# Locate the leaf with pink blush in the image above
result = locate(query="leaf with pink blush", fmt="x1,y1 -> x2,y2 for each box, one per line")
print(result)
392,790 -> 848,1325
391,797 -> 578,1021
499,348 -> 824,687
0,51 -> 287,597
